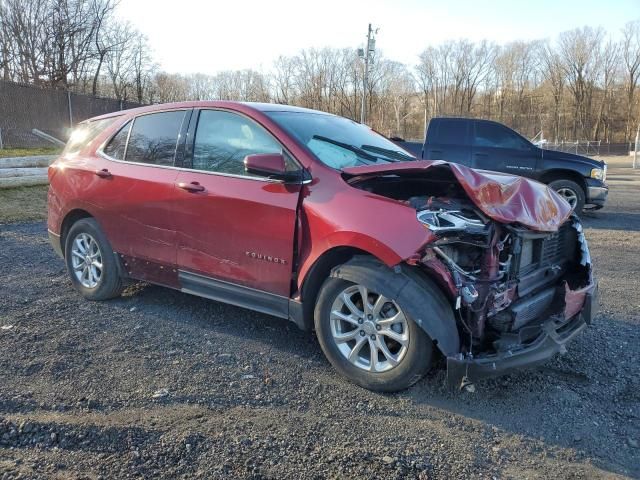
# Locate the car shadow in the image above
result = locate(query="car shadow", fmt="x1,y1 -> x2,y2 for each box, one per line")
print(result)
581,211 -> 640,232
120,284 -> 639,478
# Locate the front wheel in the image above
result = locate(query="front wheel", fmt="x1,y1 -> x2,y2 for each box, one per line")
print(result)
314,275 -> 433,392
549,179 -> 585,214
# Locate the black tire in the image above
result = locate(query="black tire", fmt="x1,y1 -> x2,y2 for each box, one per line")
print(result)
314,270 -> 434,392
64,218 -> 124,301
549,179 -> 585,214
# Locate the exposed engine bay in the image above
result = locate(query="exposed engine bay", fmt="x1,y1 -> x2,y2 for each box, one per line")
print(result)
348,169 -> 593,357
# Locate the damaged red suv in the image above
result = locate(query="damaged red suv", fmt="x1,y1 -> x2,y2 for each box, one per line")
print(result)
48,102 -> 597,391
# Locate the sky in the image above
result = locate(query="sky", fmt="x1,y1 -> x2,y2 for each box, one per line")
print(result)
117,0 -> 640,75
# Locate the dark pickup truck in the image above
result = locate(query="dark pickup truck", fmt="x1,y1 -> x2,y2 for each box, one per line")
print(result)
397,117 -> 608,213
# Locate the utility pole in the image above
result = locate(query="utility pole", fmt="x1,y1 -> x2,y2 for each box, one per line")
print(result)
358,24 -> 377,125
634,123 -> 639,169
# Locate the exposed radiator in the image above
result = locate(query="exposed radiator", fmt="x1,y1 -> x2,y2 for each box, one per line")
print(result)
518,222 -> 576,275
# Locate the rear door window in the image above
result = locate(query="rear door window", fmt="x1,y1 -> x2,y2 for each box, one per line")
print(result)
473,122 -> 529,150
126,111 -> 187,166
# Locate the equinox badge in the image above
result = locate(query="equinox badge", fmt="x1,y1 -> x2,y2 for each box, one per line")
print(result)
245,251 -> 287,265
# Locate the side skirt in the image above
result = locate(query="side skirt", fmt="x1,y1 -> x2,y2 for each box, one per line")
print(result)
178,270 -> 306,329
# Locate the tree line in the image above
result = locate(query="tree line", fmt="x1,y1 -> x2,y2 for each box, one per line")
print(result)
1,0 -> 639,142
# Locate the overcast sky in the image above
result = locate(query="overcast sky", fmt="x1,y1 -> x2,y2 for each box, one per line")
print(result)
117,0 -> 640,75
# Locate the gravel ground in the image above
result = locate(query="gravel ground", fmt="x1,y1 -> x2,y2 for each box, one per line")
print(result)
0,158 -> 639,479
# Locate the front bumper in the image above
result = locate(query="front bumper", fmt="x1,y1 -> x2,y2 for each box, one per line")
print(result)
585,180 -> 608,209
446,281 -> 597,388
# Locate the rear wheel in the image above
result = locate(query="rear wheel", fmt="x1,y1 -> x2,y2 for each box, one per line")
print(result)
549,179 -> 585,213
65,218 -> 124,300
314,272 -> 434,392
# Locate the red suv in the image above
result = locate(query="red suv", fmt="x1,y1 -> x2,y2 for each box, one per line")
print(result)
48,101 -> 597,391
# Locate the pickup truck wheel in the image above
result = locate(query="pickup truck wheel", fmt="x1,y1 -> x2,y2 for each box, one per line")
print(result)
65,218 -> 124,301
549,179 -> 585,213
314,276 -> 433,392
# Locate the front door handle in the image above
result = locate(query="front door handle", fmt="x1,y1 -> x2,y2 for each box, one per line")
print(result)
474,153 -> 488,157
95,168 -> 112,178
177,181 -> 205,193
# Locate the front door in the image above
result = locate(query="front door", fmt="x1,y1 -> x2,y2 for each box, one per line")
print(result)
172,109 -> 303,300
471,121 -> 539,175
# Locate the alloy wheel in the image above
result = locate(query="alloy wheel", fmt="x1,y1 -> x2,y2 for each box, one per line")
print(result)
330,284 -> 409,372
70,232 -> 103,289
556,187 -> 578,208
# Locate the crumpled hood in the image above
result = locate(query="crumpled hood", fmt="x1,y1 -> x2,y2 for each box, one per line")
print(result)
342,160 -> 573,232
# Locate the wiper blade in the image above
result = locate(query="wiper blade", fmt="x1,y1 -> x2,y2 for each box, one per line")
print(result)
311,135 -> 383,162
361,145 -> 414,162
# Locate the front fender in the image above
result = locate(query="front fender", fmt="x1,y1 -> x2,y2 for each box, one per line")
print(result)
296,184 -> 436,293
330,257 -> 460,356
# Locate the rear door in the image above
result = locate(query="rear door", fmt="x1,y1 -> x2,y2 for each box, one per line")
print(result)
471,120 -> 539,174
423,118 -> 472,165
172,109 -> 303,303
92,109 -> 190,285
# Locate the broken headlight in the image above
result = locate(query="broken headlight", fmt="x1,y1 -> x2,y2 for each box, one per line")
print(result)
417,210 -> 487,235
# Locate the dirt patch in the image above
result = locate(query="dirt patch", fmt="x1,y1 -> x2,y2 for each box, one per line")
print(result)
0,165 -> 638,479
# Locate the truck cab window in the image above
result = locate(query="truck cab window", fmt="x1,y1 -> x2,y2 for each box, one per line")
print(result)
474,122 -> 529,150
430,119 -> 468,145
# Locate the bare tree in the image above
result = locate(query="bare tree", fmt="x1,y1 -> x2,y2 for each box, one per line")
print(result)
272,55 -> 296,104
152,72 -> 188,103
557,27 -> 604,139
539,43 -> 565,141
622,20 -> 640,141
1,6 -> 639,143
592,39 -> 620,141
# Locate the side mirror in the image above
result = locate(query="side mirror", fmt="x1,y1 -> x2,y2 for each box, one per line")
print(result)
244,153 -> 287,178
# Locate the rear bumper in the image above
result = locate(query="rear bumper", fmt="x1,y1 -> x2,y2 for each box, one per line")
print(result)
446,281 -> 597,388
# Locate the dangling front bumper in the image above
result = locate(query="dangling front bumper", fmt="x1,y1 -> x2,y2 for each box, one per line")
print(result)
446,281 -> 597,388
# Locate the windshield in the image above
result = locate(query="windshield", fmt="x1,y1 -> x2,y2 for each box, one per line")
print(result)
265,111 -> 414,169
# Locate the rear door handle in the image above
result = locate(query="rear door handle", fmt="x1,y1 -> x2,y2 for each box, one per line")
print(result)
95,168 -> 112,178
474,153 -> 488,157
177,181 -> 205,193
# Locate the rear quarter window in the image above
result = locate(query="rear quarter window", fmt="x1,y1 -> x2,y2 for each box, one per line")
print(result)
103,121 -> 131,160
63,118 -> 117,155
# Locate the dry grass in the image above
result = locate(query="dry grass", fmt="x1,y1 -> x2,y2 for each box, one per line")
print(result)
0,147 -> 61,158
0,185 -> 48,223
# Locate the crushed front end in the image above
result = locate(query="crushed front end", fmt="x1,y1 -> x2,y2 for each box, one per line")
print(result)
345,161 -> 596,387
414,206 -> 597,387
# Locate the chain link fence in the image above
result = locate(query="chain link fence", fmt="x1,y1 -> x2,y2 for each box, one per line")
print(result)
536,140 -> 632,157
0,80 -> 142,149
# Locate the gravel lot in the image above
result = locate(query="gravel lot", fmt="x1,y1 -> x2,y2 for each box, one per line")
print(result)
0,157 -> 639,479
